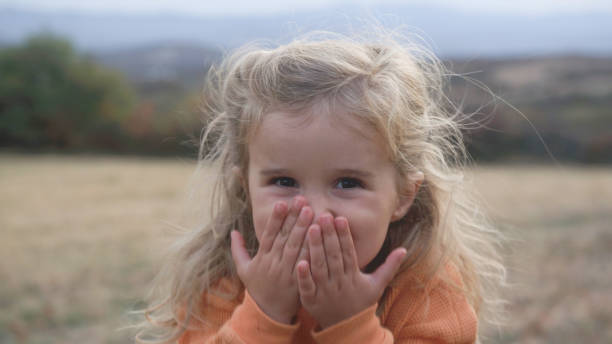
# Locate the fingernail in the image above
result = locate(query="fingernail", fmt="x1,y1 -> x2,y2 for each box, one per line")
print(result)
299,206 -> 312,219
298,263 -> 308,276
309,225 -> 320,237
274,201 -> 287,213
293,195 -> 305,208
399,248 -> 407,260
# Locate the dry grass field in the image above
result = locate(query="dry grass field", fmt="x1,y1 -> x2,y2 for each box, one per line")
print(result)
1,154 -> 611,343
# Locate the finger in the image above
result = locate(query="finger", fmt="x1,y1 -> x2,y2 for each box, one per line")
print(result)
230,230 -> 251,279
271,196 -> 306,254
334,217 -> 359,273
308,224 -> 328,283
296,260 -> 316,305
370,247 -> 407,292
283,205 -> 313,266
320,215 -> 343,278
295,235 -> 310,271
259,201 -> 288,253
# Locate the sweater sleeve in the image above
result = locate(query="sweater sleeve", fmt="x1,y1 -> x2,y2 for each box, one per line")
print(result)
392,265 -> 478,344
311,303 -> 393,344
394,281 -> 478,344
179,285 -> 299,344
311,264 -> 477,344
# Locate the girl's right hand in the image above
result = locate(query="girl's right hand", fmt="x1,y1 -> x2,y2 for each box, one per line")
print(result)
230,196 -> 313,324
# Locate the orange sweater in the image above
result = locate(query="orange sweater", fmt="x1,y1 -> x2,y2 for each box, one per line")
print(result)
179,265 -> 477,343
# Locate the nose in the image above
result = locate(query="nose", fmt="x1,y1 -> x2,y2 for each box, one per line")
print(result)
302,190 -> 336,224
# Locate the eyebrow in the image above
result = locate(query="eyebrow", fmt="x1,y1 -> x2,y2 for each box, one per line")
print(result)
259,168 -> 373,178
332,168 -> 373,178
259,168 -> 292,176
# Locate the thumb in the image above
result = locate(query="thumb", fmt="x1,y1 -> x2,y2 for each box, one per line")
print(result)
230,230 -> 251,278
370,247 -> 406,292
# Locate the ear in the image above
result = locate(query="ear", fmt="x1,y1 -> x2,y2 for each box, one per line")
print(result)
391,171 -> 424,222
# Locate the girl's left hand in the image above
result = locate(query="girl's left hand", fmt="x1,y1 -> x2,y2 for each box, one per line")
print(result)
296,214 -> 407,329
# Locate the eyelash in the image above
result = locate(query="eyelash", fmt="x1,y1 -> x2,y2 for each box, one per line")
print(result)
335,177 -> 363,189
270,177 -> 364,189
272,177 -> 297,188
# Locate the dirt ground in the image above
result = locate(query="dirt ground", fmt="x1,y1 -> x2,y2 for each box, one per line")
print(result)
1,154 -> 611,343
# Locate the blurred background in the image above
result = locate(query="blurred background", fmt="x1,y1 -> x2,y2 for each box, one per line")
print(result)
1,0 -> 611,343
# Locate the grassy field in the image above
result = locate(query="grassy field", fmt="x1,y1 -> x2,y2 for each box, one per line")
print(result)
0,154 -> 611,343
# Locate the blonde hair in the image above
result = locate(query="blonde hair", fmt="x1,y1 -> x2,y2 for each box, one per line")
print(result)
135,29 -> 506,343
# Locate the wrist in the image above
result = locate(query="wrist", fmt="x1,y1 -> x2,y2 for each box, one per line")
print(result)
248,294 -> 296,324
316,304 -> 374,329
231,290 -> 300,343
266,311 -> 295,325
318,316 -> 341,330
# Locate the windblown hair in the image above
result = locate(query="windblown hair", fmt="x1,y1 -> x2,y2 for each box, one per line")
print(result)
135,29 -> 506,343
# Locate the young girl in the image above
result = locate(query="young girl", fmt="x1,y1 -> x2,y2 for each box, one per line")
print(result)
136,30 -> 506,343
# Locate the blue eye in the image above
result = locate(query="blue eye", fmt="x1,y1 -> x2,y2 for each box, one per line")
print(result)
273,177 -> 297,187
335,177 -> 363,189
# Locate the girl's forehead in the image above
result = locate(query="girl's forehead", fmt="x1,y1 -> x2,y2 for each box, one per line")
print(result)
247,108 -> 395,169
253,107 -> 380,143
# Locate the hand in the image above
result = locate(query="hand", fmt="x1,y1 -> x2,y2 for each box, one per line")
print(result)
231,196 -> 313,324
296,215 -> 407,329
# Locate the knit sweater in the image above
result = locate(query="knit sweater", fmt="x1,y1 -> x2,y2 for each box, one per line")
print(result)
178,264 -> 477,343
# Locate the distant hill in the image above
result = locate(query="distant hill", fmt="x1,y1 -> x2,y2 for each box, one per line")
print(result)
91,41 -> 611,162
2,23 -> 609,161
92,42 -> 612,106
94,42 -> 221,87
446,56 -> 612,162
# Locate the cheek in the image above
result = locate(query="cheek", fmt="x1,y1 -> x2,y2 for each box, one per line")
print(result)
352,226 -> 389,269
343,207 -> 392,269
247,179 -> 269,243
250,200 -> 271,243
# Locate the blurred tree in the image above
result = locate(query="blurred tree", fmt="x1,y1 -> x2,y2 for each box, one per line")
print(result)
0,33 -> 135,149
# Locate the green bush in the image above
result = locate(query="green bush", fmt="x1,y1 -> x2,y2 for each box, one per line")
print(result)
0,33 -> 135,149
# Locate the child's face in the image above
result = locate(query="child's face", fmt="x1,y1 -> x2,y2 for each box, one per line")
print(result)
247,110 -> 416,269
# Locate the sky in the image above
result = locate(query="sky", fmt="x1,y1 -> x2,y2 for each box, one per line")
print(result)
2,0 -> 611,56
3,0 -> 612,16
